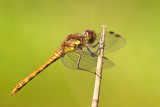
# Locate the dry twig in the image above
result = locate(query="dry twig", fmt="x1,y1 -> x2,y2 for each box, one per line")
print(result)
91,25 -> 106,107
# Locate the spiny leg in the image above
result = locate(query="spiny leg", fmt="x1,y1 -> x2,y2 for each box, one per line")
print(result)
78,67 -> 101,78
77,49 -> 82,68
88,42 -> 99,48
85,46 -> 102,57
76,49 -> 94,74
76,49 -> 101,78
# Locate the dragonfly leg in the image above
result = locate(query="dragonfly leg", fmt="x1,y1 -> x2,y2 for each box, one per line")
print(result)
77,67 -> 95,74
88,42 -> 99,48
86,46 -> 102,57
76,51 -> 99,76
77,50 -> 82,68
77,68 -> 102,78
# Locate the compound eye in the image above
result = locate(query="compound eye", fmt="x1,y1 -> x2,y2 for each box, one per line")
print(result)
85,30 -> 92,36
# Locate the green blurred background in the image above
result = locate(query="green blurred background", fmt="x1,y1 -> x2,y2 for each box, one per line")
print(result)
0,0 -> 160,107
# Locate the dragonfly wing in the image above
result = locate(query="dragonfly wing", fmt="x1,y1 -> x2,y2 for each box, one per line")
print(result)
102,56 -> 115,69
104,31 -> 126,53
61,51 -> 114,71
61,50 -> 81,70
90,32 -> 126,53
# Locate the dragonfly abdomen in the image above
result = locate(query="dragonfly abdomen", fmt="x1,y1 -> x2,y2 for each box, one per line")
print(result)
11,49 -> 62,96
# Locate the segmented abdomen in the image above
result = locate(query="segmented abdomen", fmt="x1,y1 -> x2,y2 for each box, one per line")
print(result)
11,49 -> 62,96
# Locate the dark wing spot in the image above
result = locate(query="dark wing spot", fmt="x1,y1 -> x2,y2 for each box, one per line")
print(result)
115,34 -> 121,37
109,31 -> 114,34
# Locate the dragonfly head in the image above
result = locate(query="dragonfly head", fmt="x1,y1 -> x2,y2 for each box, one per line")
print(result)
84,30 -> 96,44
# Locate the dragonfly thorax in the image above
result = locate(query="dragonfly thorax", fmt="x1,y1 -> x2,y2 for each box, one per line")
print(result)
84,30 -> 96,44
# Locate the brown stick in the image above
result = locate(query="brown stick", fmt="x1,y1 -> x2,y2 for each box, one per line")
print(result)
91,25 -> 106,107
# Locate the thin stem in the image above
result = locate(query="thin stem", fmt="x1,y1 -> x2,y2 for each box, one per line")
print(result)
91,25 -> 106,107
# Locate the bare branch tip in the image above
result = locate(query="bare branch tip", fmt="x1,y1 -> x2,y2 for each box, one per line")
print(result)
101,25 -> 106,29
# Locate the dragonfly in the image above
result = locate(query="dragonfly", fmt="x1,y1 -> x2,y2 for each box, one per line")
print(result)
11,30 -> 126,96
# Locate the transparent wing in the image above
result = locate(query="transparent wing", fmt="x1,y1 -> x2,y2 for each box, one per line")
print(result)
90,31 -> 126,53
104,31 -> 126,53
61,50 -> 114,71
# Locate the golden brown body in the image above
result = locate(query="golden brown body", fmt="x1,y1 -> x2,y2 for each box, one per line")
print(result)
11,30 -> 96,95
